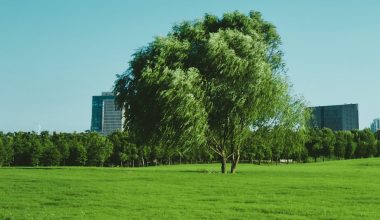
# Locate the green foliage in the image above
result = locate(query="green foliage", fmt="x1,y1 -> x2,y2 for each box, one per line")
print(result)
108,131 -> 131,166
345,133 -> 357,159
363,129 -> 377,157
0,134 -> 14,166
376,130 -> 380,140
305,128 -> 323,161
304,128 -> 377,161
12,132 -> 43,166
52,132 -> 70,165
334,131 -> 347,159
0,136 -> 3,166
144,67 -> 208,156
40,146 -> 61,166
321,128 -> 336,158
0,126 -> 378,167
114,11 -> 309,173
354,129 -> 377,158
67,143 -> 87,166
85,133 -> 113,166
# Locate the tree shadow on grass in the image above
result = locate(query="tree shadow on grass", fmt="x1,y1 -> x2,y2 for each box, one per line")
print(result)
0,166 -> 81,170
179,169 -> 220,174
0,166 -> 140,171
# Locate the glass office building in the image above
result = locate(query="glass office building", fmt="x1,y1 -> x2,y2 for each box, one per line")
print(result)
91,92 -> 123,135
370,118 -> 380,132
310,104 -> 359,131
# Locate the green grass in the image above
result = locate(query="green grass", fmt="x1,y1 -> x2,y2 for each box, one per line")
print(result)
1,159 -> 380,219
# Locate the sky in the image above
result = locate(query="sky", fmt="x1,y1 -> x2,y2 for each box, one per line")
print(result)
0,0 -> 379,132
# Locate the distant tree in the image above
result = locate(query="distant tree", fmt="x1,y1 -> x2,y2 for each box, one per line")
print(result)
355,142 -> 365,158
138,145 -> 151,166
355,129 -> 376,158
29,133 -> 44,166
375,130 -> 380,141
40,146 -> 61,166
269,127 -> 285,164
299,145 -> 309,163
12,132 -> 26,165
363,129 -> 377,157
108,131 -> 131,166
375,130 -> 380,157
284,129 -> 308,163
119,152 -> 128,167
345,131 -> 357,159
321,128 -> 336,160
39,131 -> 52,147
246,130 -> 270,164
52,132 -> 70,165
0,134 -> 13,166
334,131 -> 347,159
306,128 -> 323,162
148,145 -> 163,166
129,144 -> 139,167
38,131 -> 61,166
242,132 -> 256,164
0,135 -> 4,166
85,133 -> 113,166
12,132 -> 43,166
255,145 -> 268,165
67,142 -> 87,166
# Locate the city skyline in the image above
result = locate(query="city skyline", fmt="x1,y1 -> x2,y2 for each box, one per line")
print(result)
1,0 -> 380,132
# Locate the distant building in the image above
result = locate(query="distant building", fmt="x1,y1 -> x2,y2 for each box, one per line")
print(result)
370,118 -> 380,132
310,104 -> 359,131
91,92 -> 123,135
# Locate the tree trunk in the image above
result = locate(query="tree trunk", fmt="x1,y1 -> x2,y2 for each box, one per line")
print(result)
220,155 -> 227,174
230,151 -> 240,174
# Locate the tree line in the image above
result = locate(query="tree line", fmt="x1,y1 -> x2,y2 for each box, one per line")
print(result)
306,128 -> 380,161
0,131 -> 111,167
1,128 -> 379,167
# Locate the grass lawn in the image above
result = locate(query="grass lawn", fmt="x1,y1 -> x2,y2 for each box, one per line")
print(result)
1,158 -> 380,219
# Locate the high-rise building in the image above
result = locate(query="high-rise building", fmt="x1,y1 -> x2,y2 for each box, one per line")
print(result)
310,104 -> 359,131
91,92 -> 123,135
370,118 -> 380,132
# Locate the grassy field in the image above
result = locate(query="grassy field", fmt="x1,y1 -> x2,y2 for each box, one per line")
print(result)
1,159 -> 380,219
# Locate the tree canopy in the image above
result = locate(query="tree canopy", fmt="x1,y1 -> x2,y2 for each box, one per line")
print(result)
114,11 -> 309,173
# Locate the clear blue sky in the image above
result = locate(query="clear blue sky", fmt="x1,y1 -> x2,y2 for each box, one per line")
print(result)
1,0 -> 379,132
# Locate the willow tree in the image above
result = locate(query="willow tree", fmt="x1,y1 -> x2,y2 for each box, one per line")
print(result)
114,11 -> 308,173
